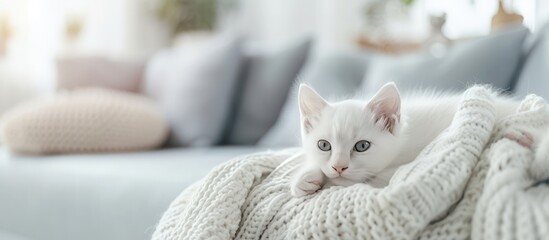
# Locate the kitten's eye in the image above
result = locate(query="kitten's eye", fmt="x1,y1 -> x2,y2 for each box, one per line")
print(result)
354,140 -> 370,152
317,139 -> 331,151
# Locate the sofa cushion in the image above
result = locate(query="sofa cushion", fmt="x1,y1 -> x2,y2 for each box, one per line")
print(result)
362,25 -> 529,94
0,230 -> 29,240
144,33 -> 243,147
224,38 -> 311,145
258,48 -> 369,147
56,57 -> 145,93
0,88 -> 168,155
0,146 -> 264,240
513,24 -> 549,100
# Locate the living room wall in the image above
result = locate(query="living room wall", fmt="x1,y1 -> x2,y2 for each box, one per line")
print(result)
0,0 -> 544,117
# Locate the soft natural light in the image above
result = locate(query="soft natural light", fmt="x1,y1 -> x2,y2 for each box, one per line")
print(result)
0,0 -> 545,103
1,1 -> 549,240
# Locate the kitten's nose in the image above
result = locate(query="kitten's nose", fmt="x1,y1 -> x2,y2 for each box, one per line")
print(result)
332,166 -> 348,174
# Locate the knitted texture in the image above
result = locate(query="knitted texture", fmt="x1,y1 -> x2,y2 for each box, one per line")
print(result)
0,88 -> 168,154
153,86 -> 549,240
472,95 -> 549,240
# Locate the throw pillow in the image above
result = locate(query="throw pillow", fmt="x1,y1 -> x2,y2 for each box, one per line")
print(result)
144,33 -> 243,147
223,38 -> 311,145
362,25 -> 529,94
56,57 -> 145,93
258,48 -> 370,147
0,88 -> 168,155
513,23 -> 549,100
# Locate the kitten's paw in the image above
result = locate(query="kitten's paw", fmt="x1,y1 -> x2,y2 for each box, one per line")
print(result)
291,170 -> 324,197
291,180 -> 321,197
504,128 -> 534,148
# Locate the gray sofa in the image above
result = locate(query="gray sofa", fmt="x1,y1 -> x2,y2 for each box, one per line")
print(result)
0,147 -> 262,240
1,24 -> 549,240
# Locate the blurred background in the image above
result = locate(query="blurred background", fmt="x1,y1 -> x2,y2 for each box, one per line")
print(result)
0,0 -> 545,115
1,1 -> 549,240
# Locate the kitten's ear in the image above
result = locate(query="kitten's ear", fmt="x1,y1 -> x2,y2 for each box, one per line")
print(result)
299,84 -> 327,117
366,82 -> 401,134
299,84 -> 327,132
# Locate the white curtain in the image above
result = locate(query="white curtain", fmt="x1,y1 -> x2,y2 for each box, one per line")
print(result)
0,0 -> 170,118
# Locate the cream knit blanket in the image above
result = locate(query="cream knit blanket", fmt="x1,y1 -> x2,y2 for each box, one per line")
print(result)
152,86 -> 549,240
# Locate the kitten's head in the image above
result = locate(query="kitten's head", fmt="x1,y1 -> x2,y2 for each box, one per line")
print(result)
299,82 -> 404,183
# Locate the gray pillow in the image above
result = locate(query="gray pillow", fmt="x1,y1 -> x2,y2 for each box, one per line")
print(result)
258,48 -> 369,147
223,39 -> 311,145
513,23 -> 549,100
363,25 -> 529,94
144,34 -> 242,147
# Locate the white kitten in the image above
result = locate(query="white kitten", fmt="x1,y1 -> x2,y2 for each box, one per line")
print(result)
291,82 -> 518,197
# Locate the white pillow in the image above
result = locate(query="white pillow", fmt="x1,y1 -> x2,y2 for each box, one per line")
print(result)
144,33 -> 243,147
0,88 -> 168,155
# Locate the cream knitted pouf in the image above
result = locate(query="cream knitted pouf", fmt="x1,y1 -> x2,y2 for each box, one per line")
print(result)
0,88 -> 168,154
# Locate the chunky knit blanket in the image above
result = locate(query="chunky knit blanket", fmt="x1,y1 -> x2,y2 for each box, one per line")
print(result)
152,86 -> 549,240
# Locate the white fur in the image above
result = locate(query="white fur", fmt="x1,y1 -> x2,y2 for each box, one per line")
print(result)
291,83 -> 519,197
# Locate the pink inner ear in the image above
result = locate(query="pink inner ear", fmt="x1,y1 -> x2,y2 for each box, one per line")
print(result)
374,113 -> 399,134
303,118 -> 312,134
369,100 -> 400,134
